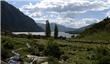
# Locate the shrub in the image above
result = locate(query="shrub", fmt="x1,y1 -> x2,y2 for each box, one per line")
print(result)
95,46 -> 110,64
44,40 -> 63,59
1,45 -> 12,60
98,56 -> 110,64
2,39 -> 14,49
60,54 -> 69,61
48,56 -> 60,64
27,33 -> 33,39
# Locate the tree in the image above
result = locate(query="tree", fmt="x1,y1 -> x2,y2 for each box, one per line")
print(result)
54,24 -> 58,38
45,20 -> 51,37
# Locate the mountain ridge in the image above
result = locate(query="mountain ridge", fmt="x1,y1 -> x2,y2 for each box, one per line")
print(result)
1,1 -> 44,32
79,17 -> 110,37
66,24 -> 94,34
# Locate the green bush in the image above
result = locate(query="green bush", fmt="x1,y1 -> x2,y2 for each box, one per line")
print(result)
1,45 -> 12,60
95,46 -> 110,64
48,56 -> 60,64
44,40 -> 63,59
2,39 -> 14,49
98,56 -> 110,64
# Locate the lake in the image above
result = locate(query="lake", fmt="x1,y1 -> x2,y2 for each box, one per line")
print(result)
12,32 -> 75,38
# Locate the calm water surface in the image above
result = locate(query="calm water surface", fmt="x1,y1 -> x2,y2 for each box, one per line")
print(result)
12,32 -> 75,38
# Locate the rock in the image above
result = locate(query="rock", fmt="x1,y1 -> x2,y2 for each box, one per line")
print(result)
26,55 -> 48,64
41,62 -> 48,64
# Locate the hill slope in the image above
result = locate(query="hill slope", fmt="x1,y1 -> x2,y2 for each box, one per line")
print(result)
79,17 -> 110,40
81,17 -> 110,35
1,1 -> 44,32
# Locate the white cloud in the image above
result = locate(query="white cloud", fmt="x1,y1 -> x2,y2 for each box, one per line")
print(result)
45,1 -> 110,13
65,18 -> 99,28
20,0 -> 110,14
19,0 -> 110,28
29,12 -> 42,17
35,0 -> 89,8
41,17 -> 99,28
20,0 -> 110,17
106,11 -> 110,17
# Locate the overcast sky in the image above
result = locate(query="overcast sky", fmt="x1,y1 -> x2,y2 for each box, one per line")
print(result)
6,0 -> 110,28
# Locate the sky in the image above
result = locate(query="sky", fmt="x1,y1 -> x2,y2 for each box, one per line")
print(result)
6,0 -> 110,28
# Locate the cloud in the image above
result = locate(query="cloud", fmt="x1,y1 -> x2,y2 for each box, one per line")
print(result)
40,17 -> 99,28
19,0 -> 110,28
20,0 -> 110,18
65,18 -> 99,28
36,0 -> 110,12
106,11 -> 110,17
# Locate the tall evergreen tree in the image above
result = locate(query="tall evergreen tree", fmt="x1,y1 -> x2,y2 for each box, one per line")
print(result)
54,24 -> 58,38
45,20 -> 51,37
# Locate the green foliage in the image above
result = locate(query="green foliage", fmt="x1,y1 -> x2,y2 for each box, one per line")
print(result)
54,24 -> 58,38
80,32 -> 110,41
48,56 -> 60,64
2,38 -> 14,49
45,20 -> 51,37
1,34 -> 110,64
1,45 -> 12,60
94,46 -> 110,64
98,56 -> 110,64
105,23 -> 110,31
27,32 -> 33,39
45,40 -> 63,59
1,38 -> 13,60
60,54 -> 69,61
29,47 -> 40,55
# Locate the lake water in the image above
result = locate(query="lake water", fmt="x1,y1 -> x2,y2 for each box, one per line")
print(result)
12,32 -> 74,38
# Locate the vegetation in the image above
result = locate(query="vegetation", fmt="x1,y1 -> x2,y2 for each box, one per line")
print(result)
54,24 -> 58,38
45,20 -> 51,37
1,33 -> 110,64
80,32 -> 110,41
44,40 -> 63,59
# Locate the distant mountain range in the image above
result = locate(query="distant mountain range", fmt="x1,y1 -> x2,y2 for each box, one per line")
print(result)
1,1 -> 44,32
37,23 -> 76,32
66,24 -> 94,34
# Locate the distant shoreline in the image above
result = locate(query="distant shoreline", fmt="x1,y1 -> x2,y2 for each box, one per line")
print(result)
12,32 -> 74,38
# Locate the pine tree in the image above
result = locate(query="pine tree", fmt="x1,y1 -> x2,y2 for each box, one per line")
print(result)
45,20 -> 51,37
54,24 -> 58,38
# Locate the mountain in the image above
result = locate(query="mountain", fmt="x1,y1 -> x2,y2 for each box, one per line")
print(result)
37,23 -> 76,32
1,1 -> 44,32
77,17 -> 110,40
67,17 -> 110,34
66,24 -> 94,34
81,17 -> 110,35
